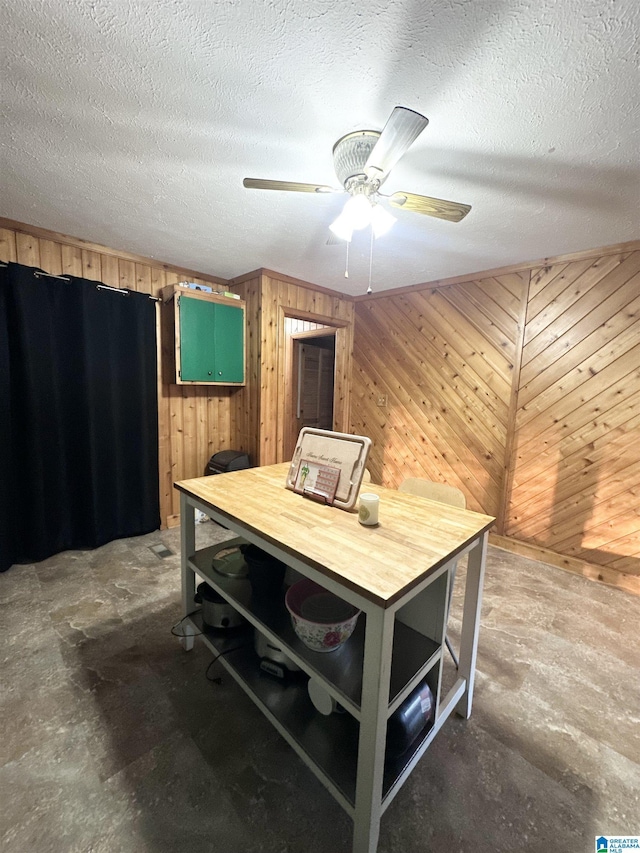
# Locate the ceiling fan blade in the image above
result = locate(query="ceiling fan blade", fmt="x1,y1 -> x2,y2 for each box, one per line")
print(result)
387,191 -> 471,222
243,178 -> 339,194
364,106 -> 429,181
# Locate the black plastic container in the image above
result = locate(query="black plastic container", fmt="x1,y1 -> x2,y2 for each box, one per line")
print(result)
242,544 -> 286,599
386,681 -> 435,758
204,450 -> 251,476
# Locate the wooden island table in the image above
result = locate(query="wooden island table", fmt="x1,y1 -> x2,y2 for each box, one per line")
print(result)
175,463 -> 494,853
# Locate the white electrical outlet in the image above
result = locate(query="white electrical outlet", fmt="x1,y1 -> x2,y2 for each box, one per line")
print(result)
376,394 -> 388,407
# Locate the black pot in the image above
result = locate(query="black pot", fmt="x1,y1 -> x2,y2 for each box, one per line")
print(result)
242,544 -> 286,599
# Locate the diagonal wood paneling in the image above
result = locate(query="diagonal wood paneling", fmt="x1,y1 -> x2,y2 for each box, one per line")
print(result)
351,242 -> 640,591
506,251 -> 640,574
351,273 -> 526,515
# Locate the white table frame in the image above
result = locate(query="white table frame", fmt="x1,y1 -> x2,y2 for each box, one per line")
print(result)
178,475 -> 490,853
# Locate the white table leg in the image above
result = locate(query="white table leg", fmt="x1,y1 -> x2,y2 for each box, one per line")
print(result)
456,531 -> 488,718
352,606 -> 395,853
180,493 -> 196,652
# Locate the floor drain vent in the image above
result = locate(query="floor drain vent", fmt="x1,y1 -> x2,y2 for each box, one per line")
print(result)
149,544 -> 173,559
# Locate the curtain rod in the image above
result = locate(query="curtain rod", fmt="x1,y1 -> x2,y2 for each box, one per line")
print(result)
2,263 -> 160,301
19,268 -> 160,301
35,270 -> 71,281
95,282 -> 161,302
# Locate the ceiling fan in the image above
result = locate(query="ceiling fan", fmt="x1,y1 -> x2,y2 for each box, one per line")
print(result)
243,106 -> 471,241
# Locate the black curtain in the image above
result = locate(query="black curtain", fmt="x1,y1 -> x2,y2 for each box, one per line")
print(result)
0,262 -> 160,573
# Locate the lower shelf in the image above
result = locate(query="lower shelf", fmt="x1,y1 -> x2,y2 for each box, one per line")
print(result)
189,546 -> 442,715
188,615 -> 441,815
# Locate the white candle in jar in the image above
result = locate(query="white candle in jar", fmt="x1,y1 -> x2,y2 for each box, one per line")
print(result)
359,493 -> 379,526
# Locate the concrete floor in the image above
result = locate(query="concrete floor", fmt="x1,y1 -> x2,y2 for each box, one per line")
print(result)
1,522 -> 638,853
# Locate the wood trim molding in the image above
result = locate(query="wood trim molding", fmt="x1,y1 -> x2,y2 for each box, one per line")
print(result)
0,217 -> 228,284
289,327 -> 338,340
281,305 -> 350,328
277,305 -> 352,461
495,271 -> 531,534
228,267 -> 355,299
353,239 -> 640,302
489,534 -> 639,596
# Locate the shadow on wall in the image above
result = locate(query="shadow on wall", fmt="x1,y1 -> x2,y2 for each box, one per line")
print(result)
376,405 -> 493,515
548,435 -> 640,578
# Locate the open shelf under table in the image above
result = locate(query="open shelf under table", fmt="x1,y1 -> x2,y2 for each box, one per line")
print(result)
189,545 -> 441,715
189,614 -> 443,813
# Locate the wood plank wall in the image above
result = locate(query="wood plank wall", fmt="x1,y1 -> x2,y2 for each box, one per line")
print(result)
227,273 -> 262,466
0,219 -> 230,528
4,218 -> 637,592
506,250 -> 640,588
229,270 -> 355,467
351,272 -> 525,514
351,242 -> 640,594
284,318 -> 329,334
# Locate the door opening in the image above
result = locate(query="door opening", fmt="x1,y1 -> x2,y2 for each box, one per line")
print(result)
285,330 -> 336,459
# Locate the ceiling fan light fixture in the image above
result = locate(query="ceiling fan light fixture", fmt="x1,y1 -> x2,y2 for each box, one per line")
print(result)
329,195 -> 371,240
330,195 -> 397,241
244,106 -> 469,262
343,194 -> 373,230
329,212 -> 354,242
370,204 -> 396,238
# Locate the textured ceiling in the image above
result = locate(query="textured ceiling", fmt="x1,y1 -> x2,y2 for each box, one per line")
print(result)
1,0 -> 639,295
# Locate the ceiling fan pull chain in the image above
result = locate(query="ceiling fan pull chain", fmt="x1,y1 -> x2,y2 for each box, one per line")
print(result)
367,227 -> 374,294
344,240 -> 349,278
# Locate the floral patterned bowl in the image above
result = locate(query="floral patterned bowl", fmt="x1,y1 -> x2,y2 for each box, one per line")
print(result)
285,579 -> 360,653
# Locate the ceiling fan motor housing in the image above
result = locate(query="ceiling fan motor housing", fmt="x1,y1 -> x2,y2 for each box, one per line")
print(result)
243,107 -> 470,225
332,131 -> 381,191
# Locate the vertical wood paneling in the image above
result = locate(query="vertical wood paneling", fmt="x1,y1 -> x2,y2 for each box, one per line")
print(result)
229,275 -> 262,466
118,258 -> 135,289
101,254 -> 119,287
229,271 -> 355,467
0,228 -> 17,262
0,221 -> 231,529
260,276 -> 280,464
15,232 -> 40,267
82,250 -> 101,280
61,245 -> 83,276
265,274 -> 354,465
135,263 -> 153,294
39,240 -> 62,275
152,265 -> 172,527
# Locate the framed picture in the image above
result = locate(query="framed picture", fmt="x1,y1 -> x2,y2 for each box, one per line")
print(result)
286,428 -> 371,510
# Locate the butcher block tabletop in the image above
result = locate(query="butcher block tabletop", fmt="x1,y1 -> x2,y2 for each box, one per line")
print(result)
175,463 -> 495,608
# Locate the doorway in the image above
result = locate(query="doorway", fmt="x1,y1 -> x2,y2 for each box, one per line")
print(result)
284,327 -> 337,460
